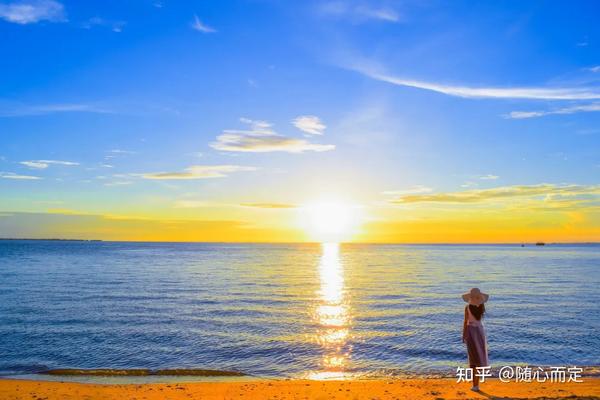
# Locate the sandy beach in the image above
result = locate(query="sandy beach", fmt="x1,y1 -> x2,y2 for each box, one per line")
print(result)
1,378 -> 599,400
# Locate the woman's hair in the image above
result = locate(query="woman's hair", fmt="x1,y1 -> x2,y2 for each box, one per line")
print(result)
468,304 -> 485,320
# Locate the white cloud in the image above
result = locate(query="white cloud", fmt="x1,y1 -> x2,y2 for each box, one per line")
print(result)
20,159 -> 79,169
349,63 -> 600,100
211,118 -> 335,153
238,117 -> 274,133
0,0 -> 65,24
293,115 -> 326,135
505,103 -> 600,119
0,172 -> 41,180
191,14 -> 216,33
20,161 -> 48,169
143,165 -> 256,180
318,2 -> 400,23
587,66 -> 600,73
505,110 -> 545,119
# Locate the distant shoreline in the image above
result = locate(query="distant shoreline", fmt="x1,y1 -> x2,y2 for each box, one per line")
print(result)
0,238 -> 103,242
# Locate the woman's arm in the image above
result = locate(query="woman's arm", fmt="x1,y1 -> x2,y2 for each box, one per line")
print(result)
462,306 -> 468,343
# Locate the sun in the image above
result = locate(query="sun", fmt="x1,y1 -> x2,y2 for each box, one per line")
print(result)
300,200 -> 363,242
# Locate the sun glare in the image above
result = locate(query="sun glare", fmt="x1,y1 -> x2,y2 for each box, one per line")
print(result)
300,200 -> 363,242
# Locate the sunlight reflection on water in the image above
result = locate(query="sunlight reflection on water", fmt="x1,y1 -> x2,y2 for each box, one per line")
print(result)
309,242 -> 353,380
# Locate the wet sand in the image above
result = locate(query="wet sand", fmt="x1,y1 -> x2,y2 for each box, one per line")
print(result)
1,378 -> 599,399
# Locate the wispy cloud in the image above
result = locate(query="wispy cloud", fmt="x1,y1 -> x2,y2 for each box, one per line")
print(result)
513,197 -> 600,212
240,203 -> 297,209
349,63 -> 600,100
143,165 -> 256,180
212,134 -> 335,153
587,66 -> 600,73
293,115 -> 326,135
382,185 -> 433,196
174,200 -> 298,209
94,173 -> 137,186
104,149 -> 136,160
577,128 -> 600,136
103,180 -> 133,187
81,16 -> 125,32
479,174 -> 499,180
211,118 -> 335,153
20,159 -> 79,169
505,103 -> 600,119
318,1 -> 400,23
191,14 -> 216,33
174,200 -> 216,208
389,184 -> 600,204
0,171 -> 41,180
107,149 -> 135,155
0,102 -> 110,117
0,0 -> 65,24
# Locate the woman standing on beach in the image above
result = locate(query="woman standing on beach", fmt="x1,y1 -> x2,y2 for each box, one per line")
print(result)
462,287 -> 489,392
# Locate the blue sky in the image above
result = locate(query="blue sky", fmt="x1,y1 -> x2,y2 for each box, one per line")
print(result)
0,0 -> 599,242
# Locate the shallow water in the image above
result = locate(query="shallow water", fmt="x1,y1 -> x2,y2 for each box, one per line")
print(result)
0,240 -> 598,379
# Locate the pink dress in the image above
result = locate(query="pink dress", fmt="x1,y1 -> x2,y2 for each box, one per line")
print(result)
465,305 -> 489,367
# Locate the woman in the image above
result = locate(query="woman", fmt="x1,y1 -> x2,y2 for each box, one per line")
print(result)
462,287 -> 489,392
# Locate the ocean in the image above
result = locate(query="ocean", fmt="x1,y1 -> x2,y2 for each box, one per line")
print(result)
1,240 -> 598,380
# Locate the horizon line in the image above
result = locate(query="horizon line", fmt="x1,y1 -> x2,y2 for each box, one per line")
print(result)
1,238 -> 598,245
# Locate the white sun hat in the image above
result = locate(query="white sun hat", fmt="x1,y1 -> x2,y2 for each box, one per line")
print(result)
462,287 -> 489,305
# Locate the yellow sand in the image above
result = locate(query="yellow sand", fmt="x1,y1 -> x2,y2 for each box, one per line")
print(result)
1,378 -> 599,399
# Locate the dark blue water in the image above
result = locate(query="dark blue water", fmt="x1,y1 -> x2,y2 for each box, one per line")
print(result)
0,240 -> 598,379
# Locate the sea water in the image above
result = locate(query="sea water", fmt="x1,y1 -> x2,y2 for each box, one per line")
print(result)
0,240 -> 598,379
